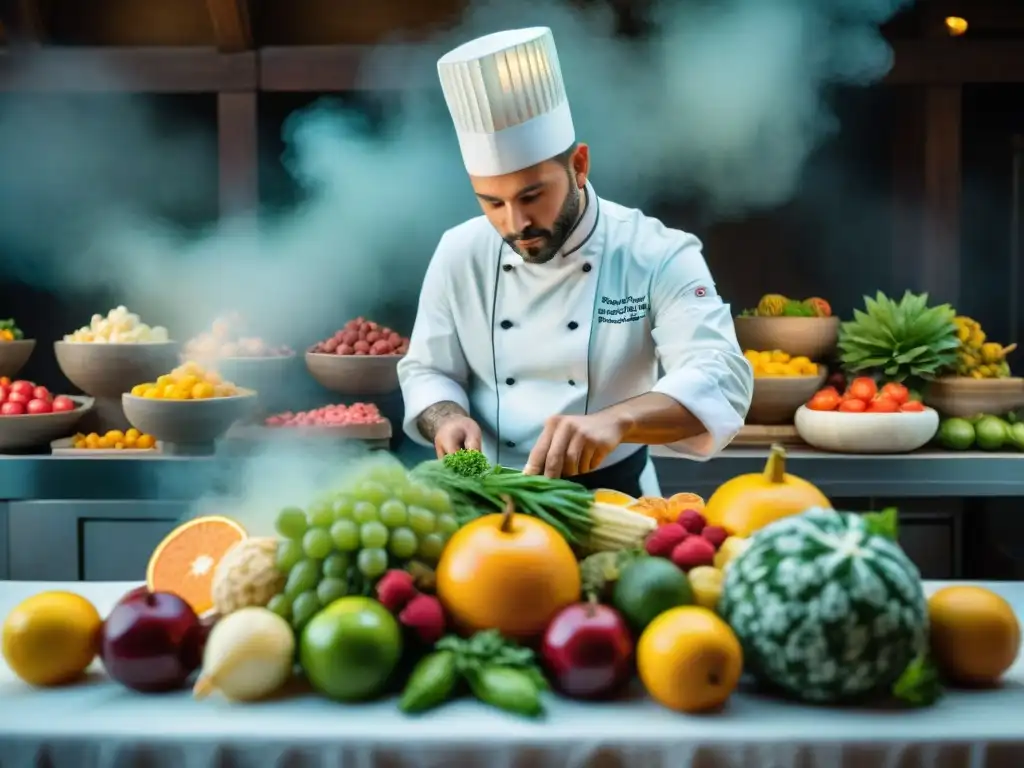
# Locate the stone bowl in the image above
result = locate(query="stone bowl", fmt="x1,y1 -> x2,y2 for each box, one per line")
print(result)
0,395 -> 94,451
734,316 -> 840,360
55,341 -> 180,397
923,376 -> 1024,418
747,372 -> 828,425
0,340 -> 36,378
794,404 -> 939,454
122,391 -> 257,453
305,352 -> 402,396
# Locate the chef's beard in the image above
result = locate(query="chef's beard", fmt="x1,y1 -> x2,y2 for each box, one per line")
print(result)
504,180 -> 582,265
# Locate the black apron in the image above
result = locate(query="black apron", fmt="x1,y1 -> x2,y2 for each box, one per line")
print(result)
570,447 -> 648,498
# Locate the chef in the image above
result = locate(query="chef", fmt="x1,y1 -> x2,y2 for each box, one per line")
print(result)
397,27 -> 753,497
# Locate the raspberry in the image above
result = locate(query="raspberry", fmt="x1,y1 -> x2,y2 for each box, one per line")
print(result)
399,594 -> 447,644
376,569 -> 418,612
701,525 -> 729,550
677,509 -> 707,534
670,535 -> 716,572
644,523 -> 689,558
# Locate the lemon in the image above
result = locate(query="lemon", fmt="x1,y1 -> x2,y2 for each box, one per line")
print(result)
594,488 -> 638,506
3,591 -> 102,686
688,566 -> 725,611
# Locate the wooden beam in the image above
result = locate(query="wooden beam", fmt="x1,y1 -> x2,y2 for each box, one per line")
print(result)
887,40 -> 1024,84
205,0 -> 252,53
0,0 -> 46,44
217,91 -> 259,215
0,48 -> 256,92
259,45 -> 433,91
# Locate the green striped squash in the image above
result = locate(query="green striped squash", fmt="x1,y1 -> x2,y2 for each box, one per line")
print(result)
718,507 -> 928,703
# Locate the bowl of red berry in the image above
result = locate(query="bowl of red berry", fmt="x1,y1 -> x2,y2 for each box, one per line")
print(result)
305,318 -> 409,396
0,377 -> 93,450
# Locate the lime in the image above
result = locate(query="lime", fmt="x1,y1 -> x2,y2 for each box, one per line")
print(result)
939,418 -> 975,451
1009,422 -> 1024,451
975,416 -> 1008,451
613,557 -> 692,634
299,596 -> 402,702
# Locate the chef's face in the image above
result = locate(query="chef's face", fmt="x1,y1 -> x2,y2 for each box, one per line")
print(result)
471,144 -> 590,264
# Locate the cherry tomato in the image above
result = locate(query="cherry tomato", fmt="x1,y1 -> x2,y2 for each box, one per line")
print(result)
867,396 -> 899,413
807,392 -> 841,411
880,382 -> 909,405
838,398 -> 867,412
846,377 -> 877,402
900,400 -> 925,412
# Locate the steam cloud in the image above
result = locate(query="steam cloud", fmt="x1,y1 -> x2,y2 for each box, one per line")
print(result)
0,0 -> 909,340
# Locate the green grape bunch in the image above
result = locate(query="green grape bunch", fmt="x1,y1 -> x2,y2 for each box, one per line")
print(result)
267,459 -> 461,632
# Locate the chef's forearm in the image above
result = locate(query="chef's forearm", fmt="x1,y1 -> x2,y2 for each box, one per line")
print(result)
601,392 -> 707,445
415,401 -> 469,441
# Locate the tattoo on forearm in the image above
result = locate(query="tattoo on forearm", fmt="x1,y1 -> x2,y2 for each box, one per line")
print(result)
416,401 -> 468,441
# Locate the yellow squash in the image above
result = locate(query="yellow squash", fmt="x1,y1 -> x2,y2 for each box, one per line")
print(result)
703,444 -> 831,536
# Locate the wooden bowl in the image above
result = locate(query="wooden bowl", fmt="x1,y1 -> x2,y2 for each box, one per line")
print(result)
0,395 -> 94,451
923,377 -> 1024,418
794,405 -> 939,453
0,340 -> 35,378
305,352 -> 401,396
55,341 -> 180,397
122,391 -> 257,448
747,372 -> 828,425
734,317 -> 840,360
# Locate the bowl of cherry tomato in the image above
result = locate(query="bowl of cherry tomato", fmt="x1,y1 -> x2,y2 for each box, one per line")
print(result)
795,377 -> 939,453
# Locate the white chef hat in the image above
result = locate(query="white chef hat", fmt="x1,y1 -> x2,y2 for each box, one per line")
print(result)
437,27 -> 576,178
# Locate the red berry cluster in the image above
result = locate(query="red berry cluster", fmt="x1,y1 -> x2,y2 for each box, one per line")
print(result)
375,570 -> 447,644
644,509 -> 729,572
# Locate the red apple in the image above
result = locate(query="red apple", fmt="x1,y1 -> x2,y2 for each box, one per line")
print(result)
540,601 -> 635,700
100,589 -> 205,693
31,386 -> 51,402
0,401 -> 25,415
51,396 -> 76,413
0,385 -> 9,402
9,380 -> 34,398
7,392 -> 28,405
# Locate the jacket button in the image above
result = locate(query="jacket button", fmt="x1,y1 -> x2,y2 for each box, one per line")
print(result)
505,440 -> 516,448
568,379 -> 576,386
505,377 -> 515,386
500,319 -> 513,330
502,264 -> 513,272
568,321 -> 579,330
582,263 -> 592,273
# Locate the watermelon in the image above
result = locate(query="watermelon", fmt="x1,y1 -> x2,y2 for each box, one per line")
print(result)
718,507 -> 928,704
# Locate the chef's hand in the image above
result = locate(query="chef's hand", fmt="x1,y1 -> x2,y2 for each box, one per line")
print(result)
524,413 -> 627,479
434,416 -> 483,459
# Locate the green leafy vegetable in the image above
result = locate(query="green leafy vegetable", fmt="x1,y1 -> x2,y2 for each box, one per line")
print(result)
891,654 -> 943,707
863,507 -> 899,540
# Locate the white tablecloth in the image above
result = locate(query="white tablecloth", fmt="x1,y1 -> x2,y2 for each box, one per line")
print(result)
1,580 -> 1023,767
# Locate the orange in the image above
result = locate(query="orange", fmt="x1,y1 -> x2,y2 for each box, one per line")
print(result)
435,504 -> 580,640
147,515 -> 247,615
637,606 -> 743,713
928,585 -> 1021,686
3,591 -> 102,686
594,488 -> 637,506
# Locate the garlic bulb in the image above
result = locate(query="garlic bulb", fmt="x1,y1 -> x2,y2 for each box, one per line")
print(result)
193,607 -> 294,702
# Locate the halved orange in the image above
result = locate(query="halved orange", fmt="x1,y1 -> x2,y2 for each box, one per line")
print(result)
594,488 -> 638,506
146,515 -> 247,615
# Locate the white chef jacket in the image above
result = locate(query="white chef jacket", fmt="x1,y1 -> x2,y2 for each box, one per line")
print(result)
398,182 -> 754,496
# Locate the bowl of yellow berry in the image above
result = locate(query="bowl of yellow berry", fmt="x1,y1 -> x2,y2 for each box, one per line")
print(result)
122,361 -> 256,451
55,306 -> 178,398
52,428 -> 159,455
744,349 -> 828,425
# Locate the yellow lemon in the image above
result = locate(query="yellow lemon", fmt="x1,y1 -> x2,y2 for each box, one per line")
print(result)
2,591 -> 102,686
594,488 -> 638,506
